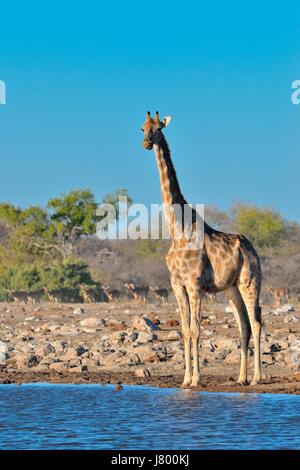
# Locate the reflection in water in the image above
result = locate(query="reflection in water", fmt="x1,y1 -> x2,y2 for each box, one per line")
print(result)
0,383 -> 299,450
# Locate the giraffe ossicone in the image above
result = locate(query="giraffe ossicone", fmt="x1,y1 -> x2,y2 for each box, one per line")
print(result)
141,111 -> 263,387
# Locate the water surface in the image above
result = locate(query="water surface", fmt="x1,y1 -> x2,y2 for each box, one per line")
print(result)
0,383 -> 299,449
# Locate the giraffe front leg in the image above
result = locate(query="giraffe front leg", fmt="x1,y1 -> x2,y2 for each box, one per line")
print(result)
170,274 -> 191,387
189,291 -> 201,387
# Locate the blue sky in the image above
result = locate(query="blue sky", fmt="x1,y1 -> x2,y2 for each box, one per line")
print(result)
0,1 -> 299,221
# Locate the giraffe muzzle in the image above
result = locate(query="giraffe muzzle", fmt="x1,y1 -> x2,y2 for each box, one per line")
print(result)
143,139 -> 153,150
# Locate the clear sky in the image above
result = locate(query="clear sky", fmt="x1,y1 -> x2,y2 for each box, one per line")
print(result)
0,1 -> 299,221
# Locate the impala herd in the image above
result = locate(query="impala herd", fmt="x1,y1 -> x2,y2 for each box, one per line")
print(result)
4,284 -> 296,307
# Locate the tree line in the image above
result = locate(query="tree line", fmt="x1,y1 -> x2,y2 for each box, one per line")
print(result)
0,188 -> 298,301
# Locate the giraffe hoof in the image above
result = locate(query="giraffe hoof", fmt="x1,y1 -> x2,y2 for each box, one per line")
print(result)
181,381 -> 191,389
237,379 -> 249,386
190,381 -> 201,388
250,378 -> 262,386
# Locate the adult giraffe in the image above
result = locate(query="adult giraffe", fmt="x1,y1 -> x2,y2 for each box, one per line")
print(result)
141,111 -> 262,387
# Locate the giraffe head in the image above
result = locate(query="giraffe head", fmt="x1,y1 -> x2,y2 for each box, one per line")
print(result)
141,111 -> 171,150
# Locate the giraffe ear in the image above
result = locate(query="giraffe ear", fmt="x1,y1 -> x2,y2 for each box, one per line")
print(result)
161,116 -> 172,128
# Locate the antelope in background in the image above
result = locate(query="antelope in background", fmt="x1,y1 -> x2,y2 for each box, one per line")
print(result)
6,289 -> 28,305
79,284 -> 95,303
150,286 -> 169,304
102,285 -> 121,303
43,287 -> 58,304
124,283 -> 149,305
266,286 -> 290,306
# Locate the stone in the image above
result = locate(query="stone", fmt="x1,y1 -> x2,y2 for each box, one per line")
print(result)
108,331 -> 127,346
201,339 -> 216,352
79,317 -> 100,328
73,307 -> 85,315
69,358 -> 82,368
133,345 -> 161,363
170,350 -> 184,363
62,347 -> 77,361
147,312 -> 161,325
34,363 -> 50,372
214,337 -> 235,351
0,352 -> 8,362
262,354 -> 275,365
164,319 -> 180,328
76,346 -> 89,356
0,340 -> 9,354
224,350 -> 240,364
136,331 -> 156,345
132,315 -> 159,332
135,368 -> 151,378
225,305 -> 233,313
281,304 -> 295,312
107,320 -> 127,332
49,362 -> 68,372
157,330 -> 181,342
68,365 -> 84,373
81,358 -> 99,371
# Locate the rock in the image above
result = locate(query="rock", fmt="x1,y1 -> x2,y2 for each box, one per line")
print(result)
135,368 -> 150,378
35,343 -> 56,357
34,363 -> 50,372
224,350 -> 240,364
79,317 -> 100,328
133,345 -> 162,363
202,339 -> 216,352
73,307 -> 85,315
76,346 -> 89,356
15,353 -> 40,368
171,350 -> 184,364
164,319 -> 180,328
215,348 -> 230,361
214,337 -> 235,350
135,331 -> 156,345
157,330 -> 182,341
126,353 -> 141,365
225,305 -> 233,313
49,362 -> 68,372
69,358 -> 82,368
107,320 -> 127,332
262,354 -> 275,365
115,384 -> 123,391
81,358 -> 99,371
147,312 -> 161,325
0,340 -> 9,354
281,304 -> 295,312
0,352 -> 8,362
108,331 -> 127,346
62,347 -> 77,361
132,315 -> 159,332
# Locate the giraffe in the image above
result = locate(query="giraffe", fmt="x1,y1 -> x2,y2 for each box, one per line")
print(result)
141,111 -> 263,387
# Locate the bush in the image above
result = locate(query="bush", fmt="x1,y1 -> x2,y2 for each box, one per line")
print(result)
232,204 -> 286,248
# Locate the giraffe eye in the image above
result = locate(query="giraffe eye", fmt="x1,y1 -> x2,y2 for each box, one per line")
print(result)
141,128 -> 144,132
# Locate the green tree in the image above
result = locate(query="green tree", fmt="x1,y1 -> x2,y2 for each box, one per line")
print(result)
48,189 -> 98,236
232,204 -> 286,248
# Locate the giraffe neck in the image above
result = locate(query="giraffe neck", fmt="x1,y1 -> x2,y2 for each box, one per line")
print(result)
153,135 -> 212,241
153,135 -> 187,239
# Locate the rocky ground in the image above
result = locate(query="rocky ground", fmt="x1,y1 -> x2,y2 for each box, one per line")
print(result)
0,300 -> 300,394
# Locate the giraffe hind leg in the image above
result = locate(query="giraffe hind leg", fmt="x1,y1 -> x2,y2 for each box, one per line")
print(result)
225,286 -> 251,385
239,283 -> 262,385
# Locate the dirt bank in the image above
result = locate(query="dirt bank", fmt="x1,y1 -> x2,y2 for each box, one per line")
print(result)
0,300 -> 299,394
